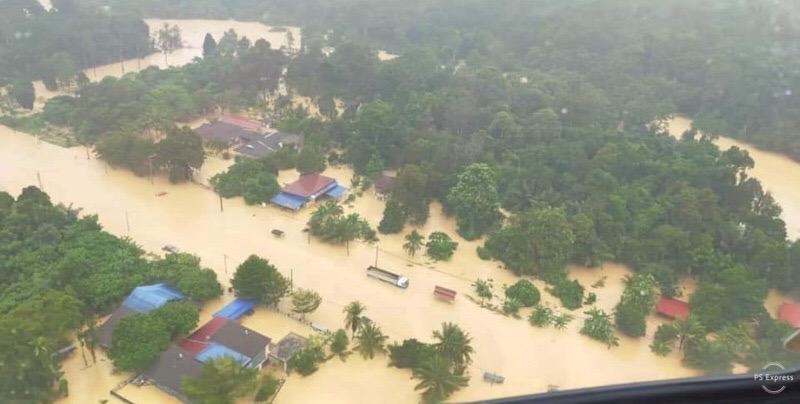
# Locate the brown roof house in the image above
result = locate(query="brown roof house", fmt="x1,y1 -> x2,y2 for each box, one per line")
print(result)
373,174 -> 397,200
137,346 -> 203,403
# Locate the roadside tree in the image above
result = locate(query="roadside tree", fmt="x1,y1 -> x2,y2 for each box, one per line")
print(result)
231,255 -> 290,306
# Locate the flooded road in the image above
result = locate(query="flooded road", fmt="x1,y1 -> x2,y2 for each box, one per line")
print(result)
666,117 -> 800,240
0,125 -> 699,402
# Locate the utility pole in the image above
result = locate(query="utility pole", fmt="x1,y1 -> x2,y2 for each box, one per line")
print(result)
223,254 -> 228,274
36,171 -> 43,190
125,212 -> 130,235
119,39 -> 125,74
290,268 -> 294,293
374,244 -> 379,267
219,194 -> 224,212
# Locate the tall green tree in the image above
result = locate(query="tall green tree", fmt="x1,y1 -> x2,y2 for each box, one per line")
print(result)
157,23 -> 183,65
291,288 -> 322,318
231,255 -> 290,306
355,322 -> 388,359
613,273 -> 657,337
378,199 -> 405,234
425,231 -> 458,261
110,313 -> 171,371
403,230 -> 425,257
151,301 -> 200,338
202,33 -> 218,57
485,207 -> 574,276
447,163 -> 502,240
343,301 -> 366,336
413,354 -> 469,403
296,146 -> 327,174
183,356 -> 258,404
10,80 -> 35,110
155,126 -> 205,183
432,322 -> 474,369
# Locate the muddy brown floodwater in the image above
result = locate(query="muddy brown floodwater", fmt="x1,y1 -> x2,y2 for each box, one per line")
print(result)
2,124 -> 704,403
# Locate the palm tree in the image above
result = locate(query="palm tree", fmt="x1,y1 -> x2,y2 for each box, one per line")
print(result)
433,322 -> 474,368
343,301 -> 366,336
674,316 -> 705,352
413,354 -> 469,403
403,230 -> 425,257
355,322 -> 388,359
339,213 -> 363,255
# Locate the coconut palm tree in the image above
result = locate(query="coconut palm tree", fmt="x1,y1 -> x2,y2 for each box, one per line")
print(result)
432,322 -> 474,368
413,354 -> 469,403
355,322 -> 388,359
343,301 -> 366,336
403,230 -> 425,257
674,315 -> 705,352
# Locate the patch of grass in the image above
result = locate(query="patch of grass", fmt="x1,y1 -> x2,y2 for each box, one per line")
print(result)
0,114 -> 47,134
0,114 -> 78,147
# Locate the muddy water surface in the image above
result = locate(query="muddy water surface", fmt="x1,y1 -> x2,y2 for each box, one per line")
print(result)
0,125 -> 700,402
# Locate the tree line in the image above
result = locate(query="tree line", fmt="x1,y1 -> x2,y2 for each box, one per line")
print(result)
0,0 -> 151,89
119,0 -> 800,162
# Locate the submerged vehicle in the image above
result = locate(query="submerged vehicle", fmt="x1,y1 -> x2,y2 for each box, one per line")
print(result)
366,266 -> 409,289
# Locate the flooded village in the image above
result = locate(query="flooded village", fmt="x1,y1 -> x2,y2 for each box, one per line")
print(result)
3,1 -> 800,403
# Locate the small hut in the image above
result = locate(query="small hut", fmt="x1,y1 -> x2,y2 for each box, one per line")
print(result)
269,332 -> 307,371
374,174 -> 397,200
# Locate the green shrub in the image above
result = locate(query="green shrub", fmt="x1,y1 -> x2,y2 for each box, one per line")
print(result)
505,279 -> 541,307
254,375 -> 280,401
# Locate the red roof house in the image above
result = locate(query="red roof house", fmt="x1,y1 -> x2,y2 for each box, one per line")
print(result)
179,317 -> 228,354
655,297 -> 690,320
779,302 -> 800,328
219,115 -> 262,132
282,174 -> 337,199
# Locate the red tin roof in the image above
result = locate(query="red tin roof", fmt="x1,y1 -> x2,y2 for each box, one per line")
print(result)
655,297 -> 690,320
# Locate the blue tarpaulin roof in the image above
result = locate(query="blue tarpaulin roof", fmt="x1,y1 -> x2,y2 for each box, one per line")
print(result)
325,184 -> 347,199
195,342 -> 251,366
122,283 -> 184,313
213,298 -> 257,320
270,192 -> 307,210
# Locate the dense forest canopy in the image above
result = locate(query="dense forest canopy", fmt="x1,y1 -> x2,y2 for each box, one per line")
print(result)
0,187 -> 221,401
0,0 -> 151,87
103,0 -> 800,160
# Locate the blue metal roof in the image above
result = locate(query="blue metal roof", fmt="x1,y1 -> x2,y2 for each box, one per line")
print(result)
325,184 -> 348,199
195,342 -> 251,366
122,283 -> 185,313
270,192 -> 307,210
213,298 -> 257,320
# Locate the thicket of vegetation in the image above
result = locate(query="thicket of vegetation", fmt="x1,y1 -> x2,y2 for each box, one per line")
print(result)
387,322 -> 473,403
110,301 -> 200,371
120,0 -> 800,162
30,29 -> 288,180
0,187 -> 221,401
307,201 -> 377,251
0,0 -> 151,88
